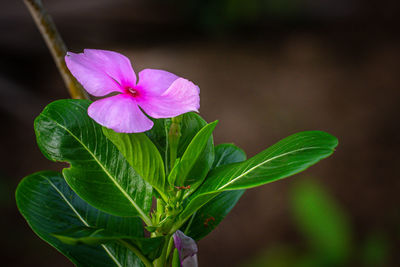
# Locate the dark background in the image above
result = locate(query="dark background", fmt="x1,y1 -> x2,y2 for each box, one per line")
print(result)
1,0 -> 399,266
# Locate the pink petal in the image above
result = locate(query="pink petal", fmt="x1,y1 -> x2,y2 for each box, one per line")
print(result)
83,49 -> 136,86
173,230 -> 198,267
88,94 -> 154,133
137,69 -> 179,96
65,49 -> 136,97
137,78 -> 200,118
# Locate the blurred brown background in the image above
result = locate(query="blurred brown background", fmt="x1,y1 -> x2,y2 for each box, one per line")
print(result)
1,0 -> 399,266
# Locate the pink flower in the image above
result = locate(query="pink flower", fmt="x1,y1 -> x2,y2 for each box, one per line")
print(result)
173,230 -> 198,267
65,49 -> 200,133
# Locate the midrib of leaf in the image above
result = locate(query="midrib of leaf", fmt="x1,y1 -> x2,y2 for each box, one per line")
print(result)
218,146 -> 327,190
213,155 -> 225,169
112,130 -> 167,202
43,114 -> 152,225
43,175 -> 123,267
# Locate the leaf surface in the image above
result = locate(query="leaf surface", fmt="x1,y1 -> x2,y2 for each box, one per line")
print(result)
184,144 -> 246,240
54,227 -> 165,261
178,131 -> 338,226
16,171 -> 145,267
35,100 -> 152,222
146,113 -> 215,196
173,121 -> 218,188
103,128 -> 167,201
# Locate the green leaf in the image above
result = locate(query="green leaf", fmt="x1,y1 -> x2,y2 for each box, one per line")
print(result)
291,179 -> 351,264
184,144 -> 246,240
167,158 -> 181,186
146,113 -> 215,197
185,190 -> 244,240
211,131 -> 338,191
102,128 -> 167,202
211,143 -> 247,169
54,227 -> 165,261
34,99 -> 152,223
177,131 -> 338,227
145,118 -> 170,169
173,121 -> 218,188
172,248 -> 180,267
16,171 -> 145,267
176,113 -> 210,156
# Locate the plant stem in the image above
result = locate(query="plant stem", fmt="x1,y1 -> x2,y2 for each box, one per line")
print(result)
168,116 -> 182,170
153,234 -> 173,267
171,248 -> 180,267
119,239 -> 153,267
164,123 -> 170,176
23,0 -> 89,100
165,234 -> 175,263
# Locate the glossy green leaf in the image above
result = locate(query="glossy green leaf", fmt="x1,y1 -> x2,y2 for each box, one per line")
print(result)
185,190 -> 244,240
173,121 -> 218,188
103,128 -> 167,201
212,131 -> 338,191
184,144 -> 246,240
167,158 -> 181,186
146,113 -> 215,197
54,227 -> 165,261
16,171 -> 144,267
179,114 -> 215,197
34,100 -> 152,223
211,143 -> 247,169
176,113 -> 210,156
177,131 -> 338,227
145,118 -> 170,169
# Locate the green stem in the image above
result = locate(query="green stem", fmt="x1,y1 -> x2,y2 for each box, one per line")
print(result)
171,248 -> 180,267
23,0 -> 89,100
168,116 -> 182,170
164,123 -> 170,176
153,234 -> 172,267
119,239 -> 153,267
165,234 -> 175,263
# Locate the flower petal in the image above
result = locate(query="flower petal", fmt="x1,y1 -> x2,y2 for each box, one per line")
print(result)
88,94 -> 153,133
138,78 -> 200,118
137,69 -> 179,96
173,230 -> 198,267
83,49 -> 137,86
65,49 -> 136,96
182,255 -> 198,267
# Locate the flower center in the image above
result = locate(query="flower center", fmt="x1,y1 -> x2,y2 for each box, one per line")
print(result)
126,87 -> 139,97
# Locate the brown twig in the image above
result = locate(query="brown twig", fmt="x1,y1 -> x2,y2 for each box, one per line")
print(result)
23,0 -> 89,100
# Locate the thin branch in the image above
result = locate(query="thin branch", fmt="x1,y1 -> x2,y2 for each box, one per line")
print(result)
23,0 -> 89,100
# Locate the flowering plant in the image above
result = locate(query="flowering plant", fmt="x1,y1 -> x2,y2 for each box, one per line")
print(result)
16,49 -> 337,267
16,4 -> 337,266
